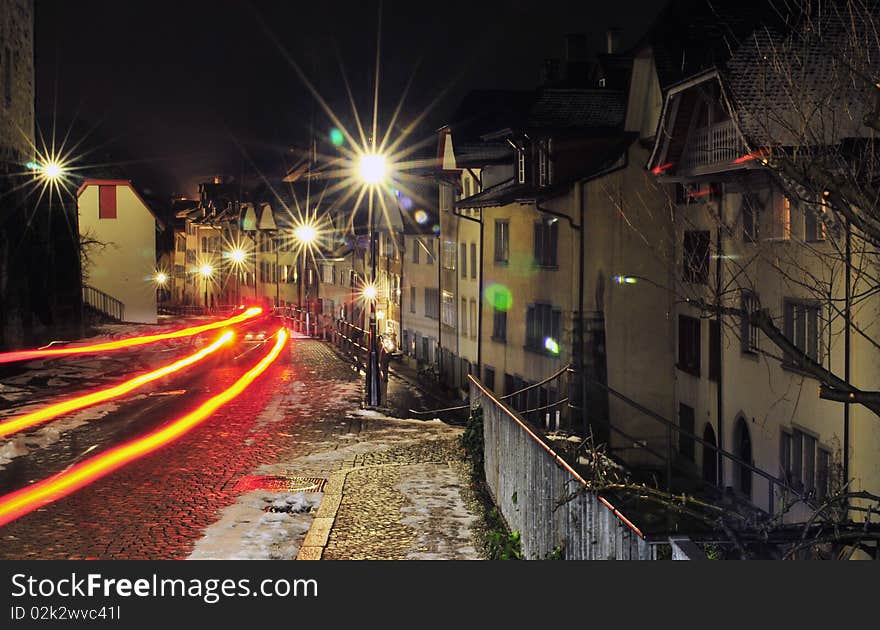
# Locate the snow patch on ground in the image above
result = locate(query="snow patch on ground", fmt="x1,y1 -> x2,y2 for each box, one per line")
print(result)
188,491 -> 322,560
395,463 -> 480,560
0,402 -> 119,471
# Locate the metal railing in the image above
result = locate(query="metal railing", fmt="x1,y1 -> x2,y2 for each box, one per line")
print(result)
471,375 -> 655,560
680,119 -> 746,170
158,304 -> 239,317
493,364 -> 805,516
82,285 -> 125,322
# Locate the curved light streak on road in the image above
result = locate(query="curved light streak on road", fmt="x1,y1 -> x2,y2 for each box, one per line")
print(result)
0,328 -> 288,528
0,331 -> 235,439
0,307 -> 263,365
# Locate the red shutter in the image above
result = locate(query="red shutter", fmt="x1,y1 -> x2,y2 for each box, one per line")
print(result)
99,185 -> 117,219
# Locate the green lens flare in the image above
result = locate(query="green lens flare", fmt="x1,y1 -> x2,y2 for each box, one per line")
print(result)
329,128 -> 344,147
483,283 -> 513,311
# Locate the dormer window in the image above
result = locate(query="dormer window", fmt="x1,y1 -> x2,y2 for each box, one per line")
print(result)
538,138 -> 553,188
516,148 -> 527,184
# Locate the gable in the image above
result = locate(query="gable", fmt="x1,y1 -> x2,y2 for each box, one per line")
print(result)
76,179 -> 163,228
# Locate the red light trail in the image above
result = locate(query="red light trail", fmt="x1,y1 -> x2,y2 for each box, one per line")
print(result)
0,328 -> 288,528
732,148 -> 770,164
0,331 -> 235,439
0,307 -> 262,365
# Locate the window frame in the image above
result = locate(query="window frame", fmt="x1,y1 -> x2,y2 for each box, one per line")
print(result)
677,314 -> 701,377
494,220 -> 510,264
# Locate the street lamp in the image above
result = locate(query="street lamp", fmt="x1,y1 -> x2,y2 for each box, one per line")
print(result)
293,221 -> 318,334
155,272 -> 168,306
199,264 -> 213,310
230,248 -> 246,305
357,151 -> 389,407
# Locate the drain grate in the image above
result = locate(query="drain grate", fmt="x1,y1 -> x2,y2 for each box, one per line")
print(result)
233,475 -> 326,494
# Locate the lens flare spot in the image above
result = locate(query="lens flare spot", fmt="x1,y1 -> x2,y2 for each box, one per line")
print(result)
414,210 -> 428,224
484,283 -> 513,311
432,224 -> 441,236
544,337 -> 560,355
400,196 -> 413,211
329,128 -> 344,146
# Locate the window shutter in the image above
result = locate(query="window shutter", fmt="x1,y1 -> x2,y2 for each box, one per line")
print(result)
99,185 -> 117,219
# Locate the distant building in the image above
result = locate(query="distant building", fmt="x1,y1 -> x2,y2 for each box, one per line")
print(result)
77,179 -> 162,323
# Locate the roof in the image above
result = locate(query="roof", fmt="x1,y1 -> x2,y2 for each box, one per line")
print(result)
454,142 -> 512,168
77,179 -> 165,230
443,89 -> 536,143
456,133 -> 635,209
528,88 -> 626,130
633,0 -> 790,89
723,9 -> 875,145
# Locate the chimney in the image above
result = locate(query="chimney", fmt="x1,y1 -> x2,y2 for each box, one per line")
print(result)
541,58 -> 561,84
606,27 -> 621,54
564,33 -> 590,85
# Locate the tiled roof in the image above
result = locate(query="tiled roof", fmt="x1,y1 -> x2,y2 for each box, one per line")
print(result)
528,89 -> 626,130
638,0 -> 789,88
454,141 -> 511,167
723,11 -> 874,145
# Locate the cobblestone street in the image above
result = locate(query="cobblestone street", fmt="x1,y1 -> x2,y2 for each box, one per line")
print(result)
0,338 -> 483,560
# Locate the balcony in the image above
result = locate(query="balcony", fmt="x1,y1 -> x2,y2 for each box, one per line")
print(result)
680,119 -> 746,171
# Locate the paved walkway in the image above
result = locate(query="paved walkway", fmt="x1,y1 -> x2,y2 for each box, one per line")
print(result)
188,340 -> 483,561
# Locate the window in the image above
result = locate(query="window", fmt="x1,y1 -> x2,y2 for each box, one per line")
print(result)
410,286 -> 416,313
679,404 -> 695,462
708,319 -> 720,382
426,239 -> 435,264
742,193 -> 759,242
98,185 -> 117,219
741,290 -> 759,354
494,220 -> 509,263
176,236 -> 186,252
516,148 -> 526,184
783,300 -> 820,363
460,298 -> 468,336
780,430 -> 794,484
769,192 -> 791,240
470,243 -> 477,279
483,367 -> 495,392
441,291 -> 455,327
525,303 -> 561,353
425,288 -> 439,319
412,239 -> 420,264
682,230 -> 710,284
538,139 -> 552,187
816,448 -> 831,501
460,243 -> 467,278
470,299 -> 477,339
678,315 -> 701,376
534,220 -> 559,267
787,428 -> 828,497
805,198 -> 828,242
492,307 -> 507,341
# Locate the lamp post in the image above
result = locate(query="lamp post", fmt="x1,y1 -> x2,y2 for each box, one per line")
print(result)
294,222 -> 317,335
199,263 -> 213,310
359,151 -> 387,407
231,248 -> 246,305
155,272 -> 168,307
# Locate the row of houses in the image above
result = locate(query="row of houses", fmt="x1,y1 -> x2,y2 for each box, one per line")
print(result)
157,1 -> 880,530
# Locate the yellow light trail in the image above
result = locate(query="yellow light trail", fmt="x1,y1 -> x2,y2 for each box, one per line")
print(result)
0,328 -> 288,527
0,331 -> 235,439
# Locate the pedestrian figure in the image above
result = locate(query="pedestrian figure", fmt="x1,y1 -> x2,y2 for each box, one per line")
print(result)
378,335 -> 392,403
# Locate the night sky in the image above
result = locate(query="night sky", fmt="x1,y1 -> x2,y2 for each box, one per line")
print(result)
34,0 -> 664,202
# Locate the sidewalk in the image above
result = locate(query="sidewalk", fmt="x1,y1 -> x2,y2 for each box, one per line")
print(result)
188,340 -> 484,560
